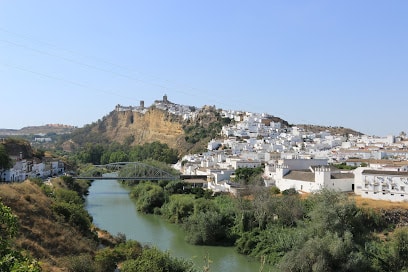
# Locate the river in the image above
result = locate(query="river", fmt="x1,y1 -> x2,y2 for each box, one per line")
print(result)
85,179 -> 268,272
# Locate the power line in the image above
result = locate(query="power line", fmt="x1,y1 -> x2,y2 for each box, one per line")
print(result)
0,61 -> 141,102
0,27 -> 256,111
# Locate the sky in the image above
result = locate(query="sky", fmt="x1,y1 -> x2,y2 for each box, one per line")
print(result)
0,1 -> 407,137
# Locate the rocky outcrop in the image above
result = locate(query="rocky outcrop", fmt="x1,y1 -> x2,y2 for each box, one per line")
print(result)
97,109 -> 186,151
2,138 -> 33,159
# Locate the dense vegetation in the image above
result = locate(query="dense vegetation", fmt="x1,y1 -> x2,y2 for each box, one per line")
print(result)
0,201 -> 41,271
129,177 -> 408,271
73,141 -> 179,166
233,166 -> 264,185
0,175 -> 199,271
182,106 -> 232,146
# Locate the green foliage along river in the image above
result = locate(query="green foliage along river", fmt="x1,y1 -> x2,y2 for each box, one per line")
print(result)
85,179 -> 265,272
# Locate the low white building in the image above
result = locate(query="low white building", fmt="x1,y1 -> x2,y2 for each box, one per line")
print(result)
229,158 -> 261,169
273,159 -> 354,193
354,168 -> 408,202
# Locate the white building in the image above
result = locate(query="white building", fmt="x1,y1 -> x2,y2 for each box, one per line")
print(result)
354,167 -> 408,202
273,159 -> 354,193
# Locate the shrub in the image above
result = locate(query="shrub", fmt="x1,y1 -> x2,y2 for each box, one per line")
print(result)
65,254 -> 95,272
52,202 -> 92,233
121,247 -> 194,272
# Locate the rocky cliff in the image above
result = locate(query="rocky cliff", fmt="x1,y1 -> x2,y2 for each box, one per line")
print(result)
65,106 -> 230,155
98,108 -> 186,151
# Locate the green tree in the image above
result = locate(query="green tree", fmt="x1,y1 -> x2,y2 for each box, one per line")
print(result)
109,150 -> 129,163
183,211 -> 234,246
234,166 -> 263,185
369,227 -> 408,272
130,183 -> 165,213
161,194 -> 195,223
55,188 -> 84,205
0,144 -> 12,181
276,190 -> 373,271
277,231 -> 370,272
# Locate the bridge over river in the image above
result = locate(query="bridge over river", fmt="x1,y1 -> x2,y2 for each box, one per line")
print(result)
74,162 -> 207,184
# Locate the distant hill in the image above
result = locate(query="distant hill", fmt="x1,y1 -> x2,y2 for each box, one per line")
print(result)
295,124 -> 362,136
0,124 -> 76,136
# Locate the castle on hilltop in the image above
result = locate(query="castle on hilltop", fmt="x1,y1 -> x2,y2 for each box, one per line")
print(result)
115,95 -> 197,120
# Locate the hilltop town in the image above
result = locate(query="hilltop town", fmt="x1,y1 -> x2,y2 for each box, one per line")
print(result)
2,95 -> 408,203
103,95 -> 408,202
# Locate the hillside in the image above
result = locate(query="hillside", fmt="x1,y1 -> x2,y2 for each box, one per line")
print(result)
0,180 -> 98,271
0,124 -> 76,136
56,99 -> 362,156
62,105 -> 234,155
296,124 -> 362,136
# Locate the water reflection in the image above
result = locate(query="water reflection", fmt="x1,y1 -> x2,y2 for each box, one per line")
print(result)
86,180 -> 267,272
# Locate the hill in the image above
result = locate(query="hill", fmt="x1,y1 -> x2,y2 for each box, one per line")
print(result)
0,124 -> 76,136
52,97 -> 360,156
0,180 -> 98,271
296,124 -> 362,136
61,104 -> 236,155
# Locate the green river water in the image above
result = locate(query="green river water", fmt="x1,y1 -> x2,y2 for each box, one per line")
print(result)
85,179 -> 269,272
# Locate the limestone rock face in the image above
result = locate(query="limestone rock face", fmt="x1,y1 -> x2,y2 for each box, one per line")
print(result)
92,108 -> 187,151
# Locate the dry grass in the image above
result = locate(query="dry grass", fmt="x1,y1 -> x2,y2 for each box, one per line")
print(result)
0,180 -> 98,270
298,191 -> 408,210
349,193 -> 408,210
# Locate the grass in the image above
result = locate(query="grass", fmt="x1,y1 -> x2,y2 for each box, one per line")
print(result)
0,180 -> 98,271
349,193 -> 408,210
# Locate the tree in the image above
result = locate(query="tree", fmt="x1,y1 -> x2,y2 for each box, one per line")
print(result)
234,166 -> 264,185
183,211 -> 234,246
0,144 -> 12,181
161,194 -> 194,223
130,183 -> 165,213
277,190 -> 373,271
277,231 -> 370,272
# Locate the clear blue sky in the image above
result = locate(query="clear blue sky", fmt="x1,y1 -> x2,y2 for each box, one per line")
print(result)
0,1 -> 407,136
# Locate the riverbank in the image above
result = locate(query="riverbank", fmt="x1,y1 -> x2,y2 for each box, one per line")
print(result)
86,179 -> 266,272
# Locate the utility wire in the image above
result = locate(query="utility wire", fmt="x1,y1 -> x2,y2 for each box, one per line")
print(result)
0,27 -> 255,110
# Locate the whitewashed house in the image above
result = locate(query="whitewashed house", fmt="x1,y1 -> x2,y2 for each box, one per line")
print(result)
273,159 -> 354,193
354,167 -> 408,202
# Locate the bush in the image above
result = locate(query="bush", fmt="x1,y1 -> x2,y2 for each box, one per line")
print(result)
52,202 -> 92,233
121,247 -> 194,272
65,254 -> 95,272
55,188 -> 84,205
161,194 -> 194,223
270,186 -> 280,195
130,183 -> 165,213
282,188 -> 298,195
183,211 -> 234,246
